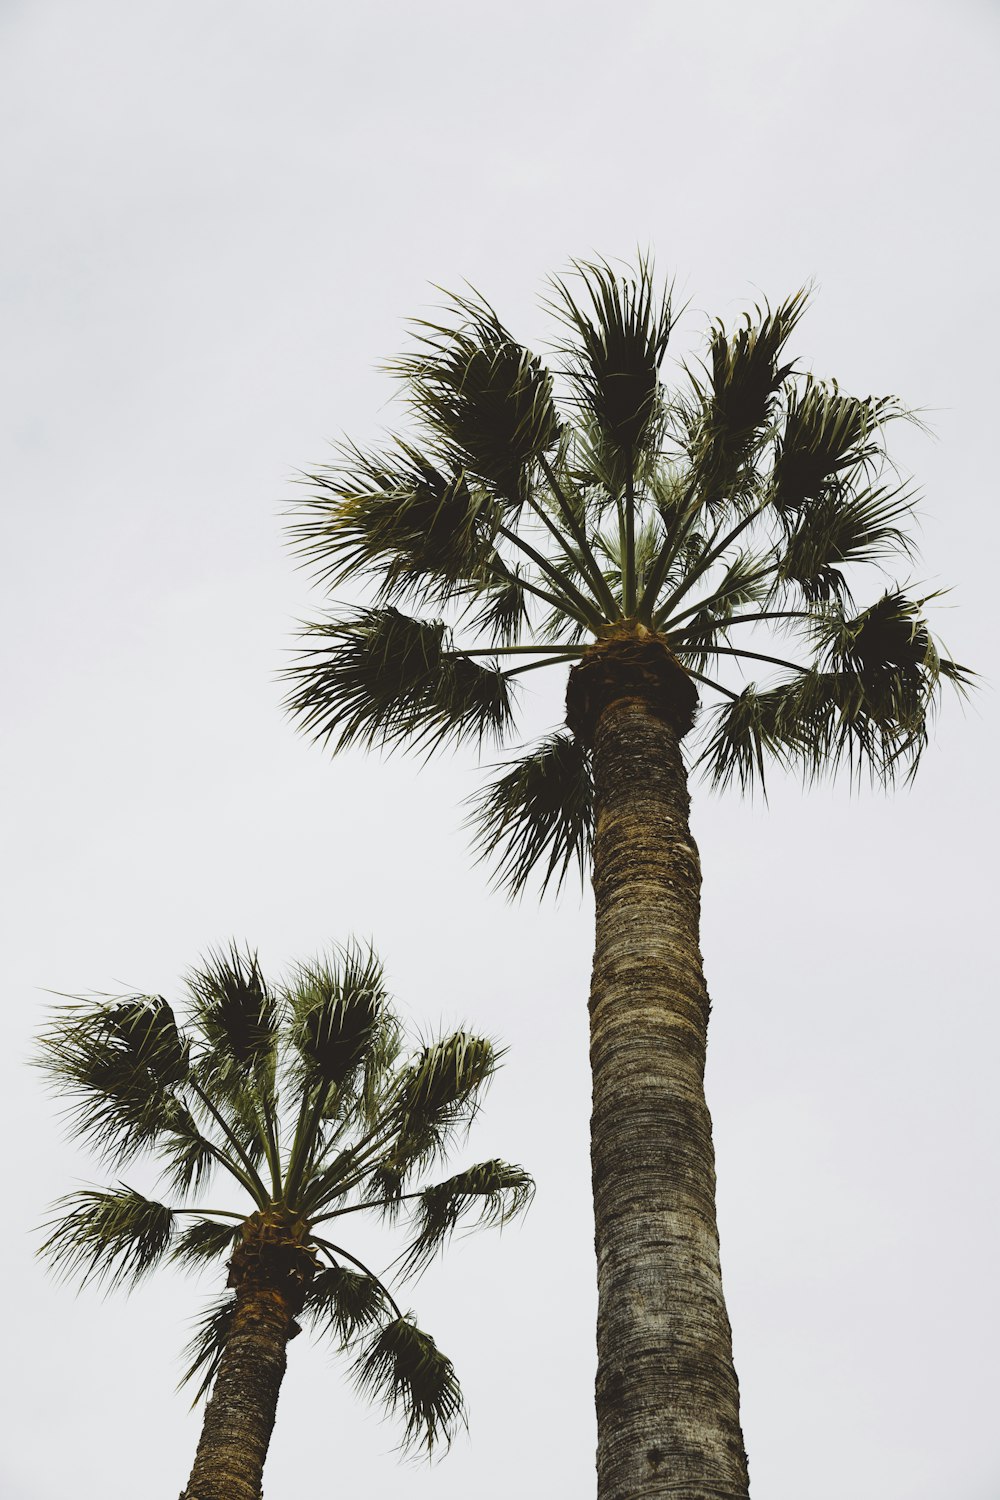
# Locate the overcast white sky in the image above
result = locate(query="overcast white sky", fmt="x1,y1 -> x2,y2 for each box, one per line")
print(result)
2,2 -> 998,1497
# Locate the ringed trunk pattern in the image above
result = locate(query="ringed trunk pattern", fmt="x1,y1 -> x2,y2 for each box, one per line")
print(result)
568,638 -> 750,1500
180,1215 -> 316,1500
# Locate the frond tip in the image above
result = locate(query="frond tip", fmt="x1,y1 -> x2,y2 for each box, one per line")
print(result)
303,1264 -> 389,1345
467,731 -> 592,896
285,607 -> 514,755
698,590 -> 972,790
399,1158 -> 534,1277
391,290 -> 560,506
39,1187 -> 175,1291
354,1316 -> 465,1455
180,1293 -> 237,1405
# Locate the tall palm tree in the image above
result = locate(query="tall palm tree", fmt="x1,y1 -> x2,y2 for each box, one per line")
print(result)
285,261 -> 968,1500
38,941 -> 532,1500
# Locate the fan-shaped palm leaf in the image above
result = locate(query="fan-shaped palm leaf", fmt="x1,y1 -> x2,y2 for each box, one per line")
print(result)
286,607 -> 514,754
468,732 -> 592,896
398,1159 -> 535,1278
40,1187 -> 175,1291
354,1317 -> 465,1455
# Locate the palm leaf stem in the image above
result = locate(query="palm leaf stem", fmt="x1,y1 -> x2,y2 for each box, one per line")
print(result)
674,607 -> 815,630
480,564 -> 587,625
298,1115 -> 395,1214
454,644 -> 583,657
496,525 -> 606,630
284,1081 -> 333,1205
503,654 -> 584,678
684,667 -> 741,701
314,1191 -> 423,1225
521,491 -> 612,614
633,475 -> 702,621
537,453 -> 621,618
313,1237 -> 403,1321
173,1207 -> 245,1219
258,1098 -> 283,1200
654,498 -> 771,627
300,1119 -> 401,1215
186,1080 -> 271,1204
623,468 -> 637,616
696,645 -> 804,673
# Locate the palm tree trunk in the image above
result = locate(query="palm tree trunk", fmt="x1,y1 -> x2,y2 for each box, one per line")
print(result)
583,681 -> 749,1500
181,1226 -> 315,1500
180,1283 -> 294,1500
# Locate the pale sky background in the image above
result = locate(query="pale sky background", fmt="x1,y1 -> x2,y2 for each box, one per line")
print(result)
2,2 -> 998,1497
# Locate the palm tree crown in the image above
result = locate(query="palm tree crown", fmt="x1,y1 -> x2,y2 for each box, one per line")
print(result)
286,260 -> 968,892
38,941 -> 532,1454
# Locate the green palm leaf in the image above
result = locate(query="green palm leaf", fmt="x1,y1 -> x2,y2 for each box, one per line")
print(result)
698,592 -> 971,790
771,378 -> 902,514
775,483 -> 916,602
285,606 -> 514,754
37,996 -> 193,1165
293,442 -> 501,606
467,732 -> 592,897
371,1032 -> 501,1198
179,1293 -> 238,1404
171,1217 -> 242,1270
685,290 -> 807,512
302,1264 -> 388,1344
185,945 -> 278,1078
549,256 -> 674,478
39,1187 -> 175,1291
288,949 -> 383,1087
354,1317 -> 465,1455
398,1159 -> 534,1278
392,290 -> 560,506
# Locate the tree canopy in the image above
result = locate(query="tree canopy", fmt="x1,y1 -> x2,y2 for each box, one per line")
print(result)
38,941 -> 532,1453
286,259 -> 969,894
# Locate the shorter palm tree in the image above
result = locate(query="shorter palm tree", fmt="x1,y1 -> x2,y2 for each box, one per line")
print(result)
38,941 -> 532,1500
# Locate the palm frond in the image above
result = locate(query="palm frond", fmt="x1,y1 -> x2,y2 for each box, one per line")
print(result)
775,483 -> 916,602
292,442 -> 500,605
392,291 -> 560,506
394,1032 -> 499,1134
685,289 -> 807,511
302,1263 -> 389,1345
549,255 -> 673,478
665,547 -> 772,637
696,678 -> 814,791
155,1103 -> 220,1199
171,1216 -> 242,1270
39,1187 -> 175,1291
466,732 -> 592,897
354,1317 -> 465,1455
285,607 -> 514,755
398,1159 -> 534,1278
185,945 -> 278,1079
382,1033 -> 500,1183
36,996 -> 192,1166
770,378 -> 902,514
463,560 -> 532,646
288,943 -> 389,1092
179,1293 -> 237,1404
699,592 -> 971,789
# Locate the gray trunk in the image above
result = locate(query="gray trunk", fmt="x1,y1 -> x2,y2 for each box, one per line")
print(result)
586,689 -> 749,1500
179,1284 -> 293,1500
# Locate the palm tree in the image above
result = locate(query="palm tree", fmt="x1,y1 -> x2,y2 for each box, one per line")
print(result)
284,261 -> 969,1500
38,941 -> 532,1500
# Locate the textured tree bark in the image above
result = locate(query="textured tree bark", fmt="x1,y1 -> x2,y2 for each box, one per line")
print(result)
579,672 -> 750,1500
180,1285 -> 294,1500
180,1226 -> 315,1500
